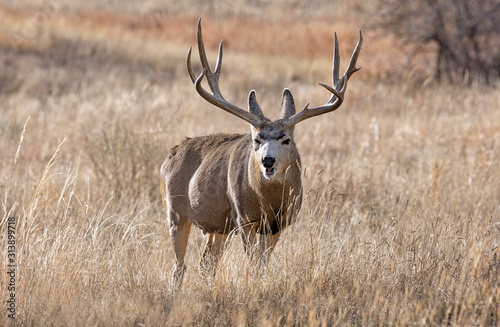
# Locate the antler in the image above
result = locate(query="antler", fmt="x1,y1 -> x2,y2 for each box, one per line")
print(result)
286,31 -> 363,126
187,19 -> 263,127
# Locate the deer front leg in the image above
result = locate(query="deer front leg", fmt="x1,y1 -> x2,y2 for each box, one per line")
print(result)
257,231 -> 281,265
240,223 -> 259,261
200,233 -> 229,277
240,222 -> 281,266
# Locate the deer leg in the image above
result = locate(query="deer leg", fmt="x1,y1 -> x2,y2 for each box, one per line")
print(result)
240,224 -> 259,261
241,225 -> 282,266
200,233 -> 229,276
168,217 -> 191,286
257,231 -> 282,266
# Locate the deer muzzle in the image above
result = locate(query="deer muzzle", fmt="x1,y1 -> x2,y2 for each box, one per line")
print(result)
261,156 -> 276,176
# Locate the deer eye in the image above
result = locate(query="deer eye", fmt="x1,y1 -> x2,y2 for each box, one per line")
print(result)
254,139 -> 261,145
282,139 -> 290,145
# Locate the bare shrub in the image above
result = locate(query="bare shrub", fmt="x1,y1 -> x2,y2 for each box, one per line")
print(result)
373,0 -> 500,84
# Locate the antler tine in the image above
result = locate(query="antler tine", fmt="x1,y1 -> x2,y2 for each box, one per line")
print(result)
196,19 -> 221,95
187,46 -> 197,83
186,18 -> 263,127
314,32 -> 344,107
286,31 -> 363,127
214,40 -> 223,76
344,30 -> 363,80
333,32 -> 342,90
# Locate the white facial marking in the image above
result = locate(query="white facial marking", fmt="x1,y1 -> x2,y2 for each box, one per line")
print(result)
253,129 -> 291,180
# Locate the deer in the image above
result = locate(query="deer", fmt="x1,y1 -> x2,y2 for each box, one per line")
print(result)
160,19 -> 362,284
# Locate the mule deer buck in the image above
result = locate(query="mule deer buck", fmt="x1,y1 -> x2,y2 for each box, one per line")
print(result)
161,19 -> 362,284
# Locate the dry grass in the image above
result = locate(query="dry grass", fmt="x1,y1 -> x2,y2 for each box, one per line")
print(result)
1,2 -> 499,326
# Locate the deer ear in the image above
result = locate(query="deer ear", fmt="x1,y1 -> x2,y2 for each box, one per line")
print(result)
280,89 -> 296,119
248,90 -> 266,120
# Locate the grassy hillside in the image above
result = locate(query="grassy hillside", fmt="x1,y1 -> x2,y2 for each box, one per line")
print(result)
0,1 -> 499,325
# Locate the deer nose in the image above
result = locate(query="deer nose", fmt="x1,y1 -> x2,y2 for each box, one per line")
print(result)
261,156 -> 276,168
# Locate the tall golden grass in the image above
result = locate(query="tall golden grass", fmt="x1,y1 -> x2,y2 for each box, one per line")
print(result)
0,2 -> 499,326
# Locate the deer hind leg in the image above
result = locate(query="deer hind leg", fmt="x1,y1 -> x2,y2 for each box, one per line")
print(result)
168,215 -> 192,286
200,233 -> 229,276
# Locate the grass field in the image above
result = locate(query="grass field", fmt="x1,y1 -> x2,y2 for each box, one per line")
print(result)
1,1 -> 499,325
